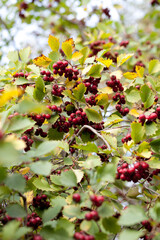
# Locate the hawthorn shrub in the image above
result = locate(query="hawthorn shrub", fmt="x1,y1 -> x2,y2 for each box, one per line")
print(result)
0,2 -> 160,240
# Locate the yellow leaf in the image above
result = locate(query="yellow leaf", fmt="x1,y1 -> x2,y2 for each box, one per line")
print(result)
136,65 -> 144,77
95,93 -> 108,105
19,167 -> 30,175
129,109 -> 143,117
117,53 -> 134,67
48,35 -> 60,52
62,42 -> 73,59
123,72 -> 138,79
0,87 -> 23,107
97,58 -> 113,68
72,51 -> 83,61
33,54 -> 52,67
20,191 -> 34,206
98,87 -> 113,94
65,38 -> 75,50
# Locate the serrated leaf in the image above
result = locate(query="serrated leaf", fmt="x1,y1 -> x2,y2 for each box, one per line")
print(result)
126,89 -> 141,103
119,229 -> 145,240
5,173 -> 26,192
96,58 -> 113,68
102,217 -> 121,234
48,51 -> 60,62
72,51 -> 83,61
61,170 -> 77,187
117,53 -> 134,67
131,122 -> 145,144
27,64 -> 40,76
118,205 -> 148,226
30,161 -> 52,176
33,77 -> 45,101
6,204 -> 27,218
72,142 -> 98,152
123,72 -> 138,79
145,122 -> 158,136
79,47 -> 90,65
87,64 -> 103,78
149,59 -> 160,74
33,178 -> 54,191
95,93 -> 108,106
85,108 -> 102,123
33,54 -> 52,67
8,50 -> 19,62
148,157 -> 160,169
7,116 -> 35,132
80,155 -> 101,169
63,205 -> 82,219
98,202 -> 114,218
48,35 -> 60,52
97,163 -> 117,183
62,41 -> 73,59
48,128 -> 64,140
73,83 -> 86,102
19,47 -> 31,63
150,139 -> 160,154
104,114 -> 123,127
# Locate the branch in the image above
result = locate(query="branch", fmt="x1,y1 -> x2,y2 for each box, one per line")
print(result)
18,192 -> 28,225
70,125 -> 111,151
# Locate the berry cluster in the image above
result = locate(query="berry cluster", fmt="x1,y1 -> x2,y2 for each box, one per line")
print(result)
24,127 -> 34,135
74,232 -> 95,240
41,70 -> 54,82
120,40 -> 129,48
29,113 -> 51,126
102,8 -> 111,18
14,72 -> 29,78
116,161 -> 150,183
1,215 -> 15,225
116,104 -> 129,116
47,104 -> 62,113
33,194 -> 50,210
90,194 -> 105,207
64,101 -> 76,115
106,75 -> 124,92
27,212 -> 42,229
121,133 -> 132,144
89,40 -> 106,56
113,93 -> 126,104
85,210 -> 99,221
86,94 -> 98,106
83,77 -> 101,94
52,84 -> 65,97
52,115 -> 71,133
35,128 -> 47,138
53,61 -> 79,81
141,220 -> 152,232
21,135 -> 34,151
73,193 -> 81,203
68,110 -> 88,126
139,108 -> 160,125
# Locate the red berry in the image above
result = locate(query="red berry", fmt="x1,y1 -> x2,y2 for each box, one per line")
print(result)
73,193 -> 81,203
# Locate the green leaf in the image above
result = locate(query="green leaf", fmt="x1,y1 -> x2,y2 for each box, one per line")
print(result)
63,205 -> 83,219
14,227 -> 32,239
149,202 -> 160,221
5,173 -> 26,192
97,163 -> 117,183
27,64 -> 40,76
102,217 -> 121,234
48,35 -> 60,52
98,202 -> 114,218
104,114 -> 123,127
118,205 -> 148,226
131,122 -> 145,144
87,64 -> 103,78
7,116 -> 35,132
48,128 -> 64,140
119,229 -> 145,240
0,142 -> 21,167
72,142 -> 98,152
80,220 -> 99,235
2,220 -> 20,240
148,157 -> 160,169
85,108 -> 102,123
148,59 -> 160,74
33,178 -> 54,191
48,51 -> 60,62
42,206 -> 62,222
33,77 -> 45,102
145,122 -> 158,136
72,83 -> 86,102
79,155 -> 101,169
6,204 -> 27,218
140,84 -> 151,103
126,89 -> 141,103
56,219 -> 74,237
19,47 -> 31,63
8,51 -> 19,62
150,139 -> 160,154
95,93 -> 108,106
79,47 -> 90,65
0,166 -> 7,183
61,170 -> 77,187
30,161 -> 52,176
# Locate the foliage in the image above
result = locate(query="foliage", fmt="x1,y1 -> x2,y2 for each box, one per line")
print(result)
0,1 -> 160,240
